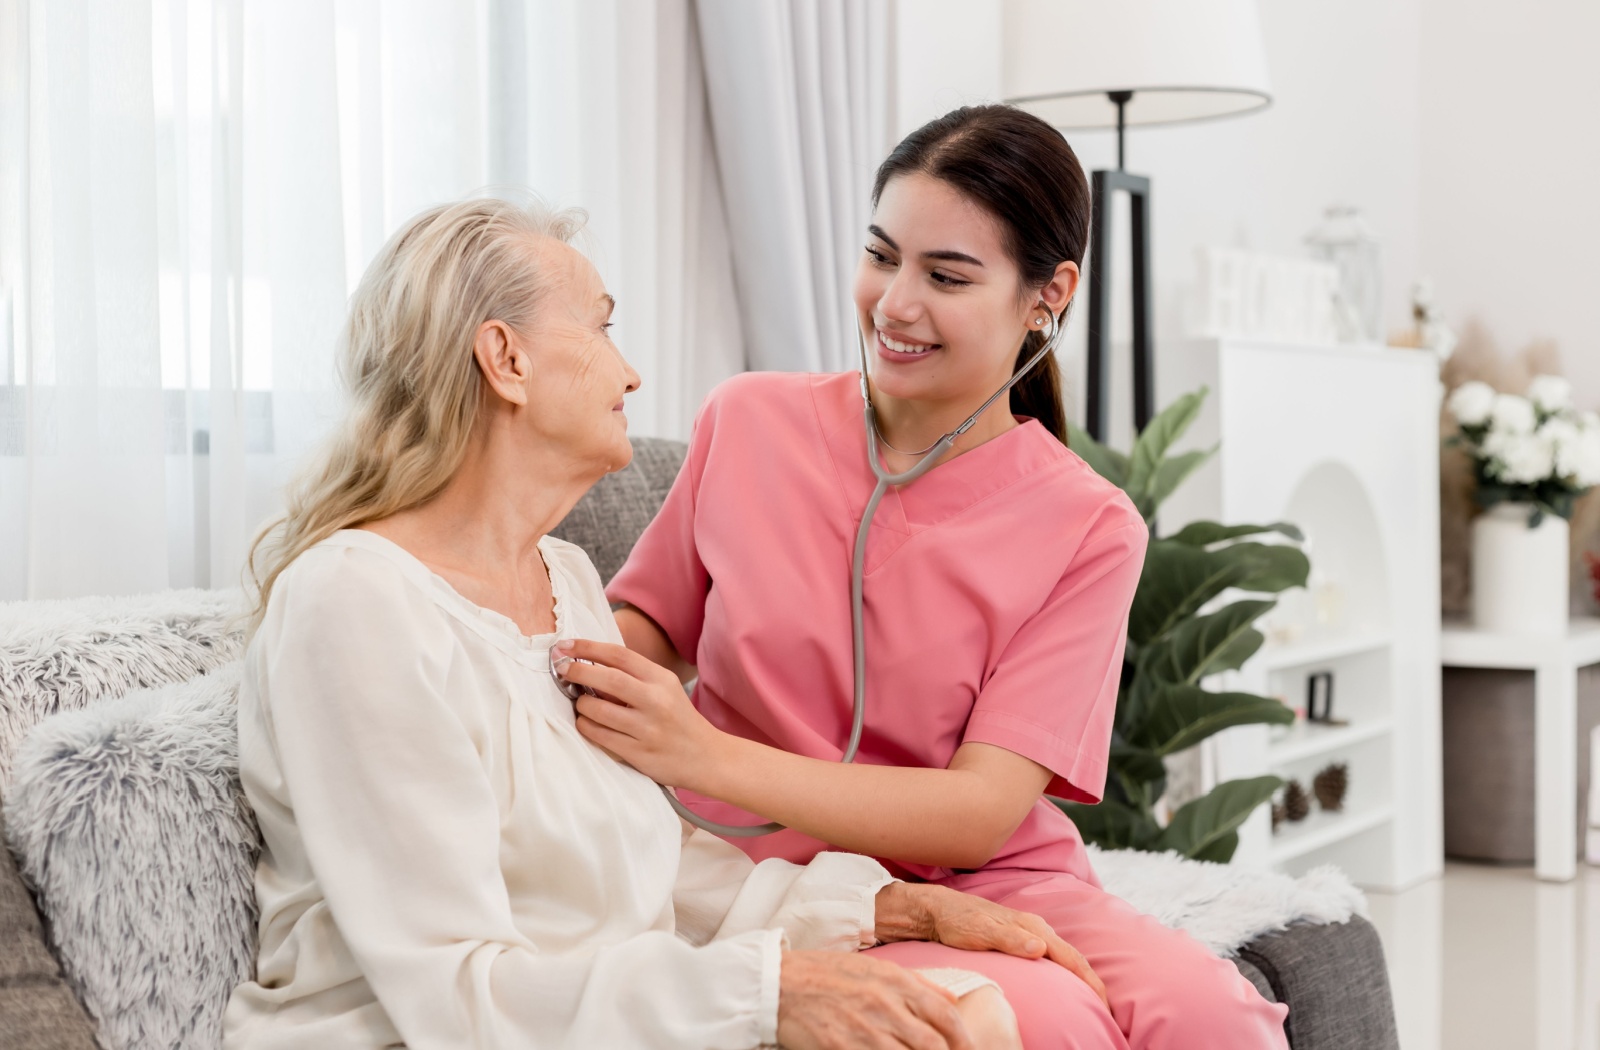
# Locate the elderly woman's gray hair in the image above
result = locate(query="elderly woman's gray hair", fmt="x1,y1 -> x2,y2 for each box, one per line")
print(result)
246,195 -> 586,628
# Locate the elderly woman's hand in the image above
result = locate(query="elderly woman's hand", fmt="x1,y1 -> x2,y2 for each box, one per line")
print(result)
779,950 -> 980,1050
875,883 -> 1109,1010
554,638 -> 725,789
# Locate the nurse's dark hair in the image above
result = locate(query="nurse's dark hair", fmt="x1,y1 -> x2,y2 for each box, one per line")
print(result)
871,104 -> 1089,446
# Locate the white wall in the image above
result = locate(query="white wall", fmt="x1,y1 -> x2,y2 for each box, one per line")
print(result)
890,0 -> 1599,443
892,0 -> 1001,139
1417,0 -> 1600,406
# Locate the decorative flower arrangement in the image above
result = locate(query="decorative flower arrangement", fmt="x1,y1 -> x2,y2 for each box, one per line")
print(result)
1447,375 -> 1600,525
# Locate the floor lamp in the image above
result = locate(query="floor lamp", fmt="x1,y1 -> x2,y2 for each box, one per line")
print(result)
1001,0 -> 1273,443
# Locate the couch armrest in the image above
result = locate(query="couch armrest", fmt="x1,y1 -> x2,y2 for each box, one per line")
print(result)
1,803 -> 97,1049
1235,916 -> 1398,1050
1232,956 -> 1277,1005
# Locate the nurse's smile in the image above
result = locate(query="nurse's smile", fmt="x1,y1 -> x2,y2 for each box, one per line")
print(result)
875,327 -> 943,363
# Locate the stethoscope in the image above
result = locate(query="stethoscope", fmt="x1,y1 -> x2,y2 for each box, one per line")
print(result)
553,307 -> 1067,836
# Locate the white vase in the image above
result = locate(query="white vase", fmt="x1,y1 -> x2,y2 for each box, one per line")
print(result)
1471,502 -> 1570,635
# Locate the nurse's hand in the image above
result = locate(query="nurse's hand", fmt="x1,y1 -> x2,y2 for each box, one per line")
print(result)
554,638 -> 724,789
875,883 -> 1109,1011
779,950 -> 977,1050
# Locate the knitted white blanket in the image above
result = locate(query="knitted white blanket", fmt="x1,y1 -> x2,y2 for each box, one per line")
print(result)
1088,843 -> 1366,958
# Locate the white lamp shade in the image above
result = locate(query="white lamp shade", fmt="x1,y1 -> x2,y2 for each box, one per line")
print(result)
1002,0 -> 1272,129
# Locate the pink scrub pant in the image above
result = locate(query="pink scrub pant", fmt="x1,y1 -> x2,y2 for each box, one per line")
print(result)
863,870 -> 1290,1050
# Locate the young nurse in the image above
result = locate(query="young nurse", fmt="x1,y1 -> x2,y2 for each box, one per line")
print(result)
555,105 -> 1291,1048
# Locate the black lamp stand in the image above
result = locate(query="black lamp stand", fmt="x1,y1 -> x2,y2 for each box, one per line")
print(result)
1085,90 -> 1156,443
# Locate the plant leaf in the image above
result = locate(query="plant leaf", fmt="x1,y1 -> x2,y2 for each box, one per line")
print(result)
1130,543 -> 1305,649
1138,599 -> 1276,686
1229,543 -> 1311,594
1139,447 -> 1217,521
1108,743 -> 1167,783
1109,743 -> 1167,810
1188,829 -> 1239,864
1206,626 -> 1269,677
1066,419 -> 1130,487
1052,798 -> 1162,851
1127,388 -> 1208,500
1155,776 -> 1282,860
1128,541 -> 1239,648
1166,521 -> 1305,546
1128,684 -> 1294,755
1127,543 -> 1246,646
1117,675 -> 1157,742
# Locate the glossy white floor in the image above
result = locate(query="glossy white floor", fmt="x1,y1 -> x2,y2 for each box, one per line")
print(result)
1365,861 -> 1600,1049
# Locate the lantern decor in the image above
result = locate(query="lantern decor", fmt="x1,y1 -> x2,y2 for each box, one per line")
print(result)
1305,205 -> 1382,344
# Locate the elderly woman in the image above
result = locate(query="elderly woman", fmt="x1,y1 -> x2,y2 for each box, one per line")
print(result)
221,197 -> 1098,1049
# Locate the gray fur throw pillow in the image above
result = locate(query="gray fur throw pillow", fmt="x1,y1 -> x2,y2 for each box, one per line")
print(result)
4,662 -> 259,1050
0,588 -> 246,787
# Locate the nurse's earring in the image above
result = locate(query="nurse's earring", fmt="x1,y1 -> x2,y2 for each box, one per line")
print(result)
1029,305 -> 1061,344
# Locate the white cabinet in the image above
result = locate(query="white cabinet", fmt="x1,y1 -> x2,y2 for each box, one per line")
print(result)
1157,339 -> 1443,891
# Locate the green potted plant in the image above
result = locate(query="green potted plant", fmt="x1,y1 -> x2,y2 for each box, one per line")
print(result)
1057,388 -> 1309,862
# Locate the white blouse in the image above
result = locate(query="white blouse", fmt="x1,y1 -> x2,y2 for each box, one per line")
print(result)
223,529 -> 897,1050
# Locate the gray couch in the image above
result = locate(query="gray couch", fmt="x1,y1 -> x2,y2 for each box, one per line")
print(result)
0,436 -> 1398,1049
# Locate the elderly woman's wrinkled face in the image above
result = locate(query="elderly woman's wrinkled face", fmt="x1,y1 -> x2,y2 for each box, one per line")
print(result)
511,238 -> 640,476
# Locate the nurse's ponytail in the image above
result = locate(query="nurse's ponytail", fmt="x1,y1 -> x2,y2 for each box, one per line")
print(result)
871,105 -> 1090,447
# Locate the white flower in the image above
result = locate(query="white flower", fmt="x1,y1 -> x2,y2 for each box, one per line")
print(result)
1528,375 -> 1573,413
1447,381 -> 1496,426
1489,393 -> 1537,435
1543,418 -> 1584,478
1569,427 -> 1600,488
1484,428 -> 1556,484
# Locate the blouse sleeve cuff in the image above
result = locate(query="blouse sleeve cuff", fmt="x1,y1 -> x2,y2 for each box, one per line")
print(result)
858,873 -> 899,949
757,927 -> 783,1047
771,852 -> 896,953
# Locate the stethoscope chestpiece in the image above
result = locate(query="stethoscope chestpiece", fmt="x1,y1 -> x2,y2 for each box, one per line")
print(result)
549,653 -> 595,701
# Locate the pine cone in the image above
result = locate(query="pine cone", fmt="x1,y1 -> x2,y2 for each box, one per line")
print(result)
1314,762 -> 1349,812
1283,779 -> 1311,822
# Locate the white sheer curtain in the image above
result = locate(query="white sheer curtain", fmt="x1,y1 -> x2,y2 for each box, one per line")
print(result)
695,0 -> 892,374
0,0 -> 742,602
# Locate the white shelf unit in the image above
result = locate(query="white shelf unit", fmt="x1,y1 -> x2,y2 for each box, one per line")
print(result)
1250,642 -> 1399,878
1268,714 -> 1394,766
1438,618 -> 1600,882
1256,631 -> 1393,673
1271,803 -> 1397,864
1158,339 -> 1442,891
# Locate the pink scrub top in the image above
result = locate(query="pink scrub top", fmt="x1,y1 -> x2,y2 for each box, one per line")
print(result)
606,371 -> 1147,886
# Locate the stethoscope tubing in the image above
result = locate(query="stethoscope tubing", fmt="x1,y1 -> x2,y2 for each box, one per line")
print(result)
568,312 -> 1065,837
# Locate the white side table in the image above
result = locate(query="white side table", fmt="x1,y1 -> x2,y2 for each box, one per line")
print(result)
1439,617 -> 1600,881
